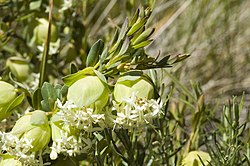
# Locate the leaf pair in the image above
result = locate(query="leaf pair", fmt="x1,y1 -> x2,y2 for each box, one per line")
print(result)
33,82 -> 68,112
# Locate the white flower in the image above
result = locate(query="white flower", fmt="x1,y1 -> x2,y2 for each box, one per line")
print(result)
112,93 -> 163,129
56,99 -> 106,132
0,132 -> 39,165
49,131 -> 94,160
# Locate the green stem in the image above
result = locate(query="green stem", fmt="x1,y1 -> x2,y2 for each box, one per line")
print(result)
39,0 -> 53,88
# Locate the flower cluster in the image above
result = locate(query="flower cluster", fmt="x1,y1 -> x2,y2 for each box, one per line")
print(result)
112,93 -> 163,129
50,131 -> 93,160
56,94 -> 162,131
56,99 -> 106,132
0,132 -> 39,165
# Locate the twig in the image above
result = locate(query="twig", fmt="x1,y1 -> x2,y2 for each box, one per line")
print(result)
39,0 -> 53,88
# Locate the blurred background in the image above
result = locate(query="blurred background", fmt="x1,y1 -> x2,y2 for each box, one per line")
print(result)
148,0 -> 250,106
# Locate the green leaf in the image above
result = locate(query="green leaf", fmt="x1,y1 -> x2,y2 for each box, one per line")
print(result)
94,132 -> 104,141
41,100 -> 50,112
86,39 -> 104,67
41,82 -> 59,112
94,70 -> 107,84
132,28 -> 155,46
117,17 -> 129,42
117,37 -> 130,56
41,82 -> 57,102
30,110 -> 48,126
61,85 -> 68,97
168,54 -> 190,64
110,29 -> 119,47
32,88 -> 42,109
99,47 -> 108,69
157,55 -> 171,66
130,26 -> 145,43
132,40 -> 152,49
129,8 -> 140,27
5,93 -> 25,113
127,18 -> 147,36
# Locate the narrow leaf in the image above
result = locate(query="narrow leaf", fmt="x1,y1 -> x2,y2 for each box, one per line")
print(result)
117,37 -> 130,56
33,88 -> 42,109
130,26 -> 145,43
5,93 -> 25,113
86,39 -> 104,67
132,40 -> 152,49
129,8 -> 140,27
99,47 -> 108,69
117,17 -> 129,42
127,18 -> 147,36
132,28 -> 155,45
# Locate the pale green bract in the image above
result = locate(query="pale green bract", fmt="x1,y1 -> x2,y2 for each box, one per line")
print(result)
0,81 -> 16,107
67,75 -> 109,113
10,110 -> 51,152
182,151 -> 211,166
6,57 -> 30,81
34,18 -> 58,45
114,73 -> 155,102
0,81 -> 24,122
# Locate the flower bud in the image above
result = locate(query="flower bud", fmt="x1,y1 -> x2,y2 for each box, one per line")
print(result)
11,110 -> 51,152
66,69 -> 109,113
34,18 -> 58,45
182,151 -> 211,166
0,81 -> 16,107
114,71 -> 155,102
6,57 -> 30,81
